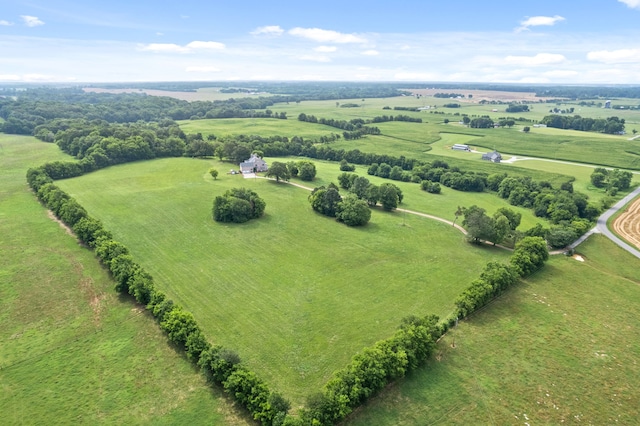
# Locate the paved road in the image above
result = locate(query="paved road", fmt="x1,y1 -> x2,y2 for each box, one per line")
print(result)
569,185 -> 640,258
583,185 -> 640,258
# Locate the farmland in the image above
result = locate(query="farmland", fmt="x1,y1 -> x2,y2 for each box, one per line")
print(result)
57,157 -> 513,403
0,135 -> 245,425
3,85 -> 640,424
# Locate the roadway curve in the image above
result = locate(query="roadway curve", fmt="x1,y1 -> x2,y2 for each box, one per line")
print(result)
583,185 -> 640,258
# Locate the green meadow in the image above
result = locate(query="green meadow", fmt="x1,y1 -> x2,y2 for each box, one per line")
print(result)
4,89 -> 640,424
344,235 -> 640,425
0,135 -> 245,424
58,157 -> 512,404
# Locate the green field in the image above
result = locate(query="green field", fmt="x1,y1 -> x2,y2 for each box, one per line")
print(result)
0,135 -> 245,425
345,234 -> 640,425
5,88 -> 640,424
57,157 -> 513,404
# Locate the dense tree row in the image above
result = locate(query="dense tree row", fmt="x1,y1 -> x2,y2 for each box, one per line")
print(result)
299,314 -> 441,424
26,165 -> 288,424
434,92 -> 465,98
454,237 -> 548,318
369,114 -> 422,123
541,114 -> 625,134
297,113 -> 381,136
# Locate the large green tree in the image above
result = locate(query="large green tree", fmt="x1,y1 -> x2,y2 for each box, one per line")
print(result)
336,195 -> 371,226
265,161 -> 290,182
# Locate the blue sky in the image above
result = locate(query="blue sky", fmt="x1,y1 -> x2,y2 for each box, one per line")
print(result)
1,0 -> 639,83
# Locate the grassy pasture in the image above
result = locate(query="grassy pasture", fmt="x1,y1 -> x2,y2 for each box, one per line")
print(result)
345,234 -> 640,425
179,117 -> 341,139
0,135 -> 242,425
57,157 -> 512,404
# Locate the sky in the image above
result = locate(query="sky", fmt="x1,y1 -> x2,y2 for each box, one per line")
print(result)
1,0 -> 640,84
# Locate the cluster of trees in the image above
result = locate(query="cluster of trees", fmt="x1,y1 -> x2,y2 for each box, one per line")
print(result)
505,104 -> 530,113
443,103 -> 461,108
462,205 -> 522,246
26,165 -> 288,424
590,168 -> 633,195
485,173 -> 602,248
308,185 -> 372,226
541,115 -> 625,134
213,188 -> 266,223
337,173 -> 403,211
469,117 -> 495,128
265,160 -> 317,182
454,237 -> 548,318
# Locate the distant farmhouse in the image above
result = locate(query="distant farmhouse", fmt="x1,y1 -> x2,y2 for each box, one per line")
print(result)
482,150 -> 502,163
239,154 -> 268,174
452,144 -> 470,151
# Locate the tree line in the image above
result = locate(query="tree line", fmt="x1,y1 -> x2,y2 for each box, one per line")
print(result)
541,114 -> 625,134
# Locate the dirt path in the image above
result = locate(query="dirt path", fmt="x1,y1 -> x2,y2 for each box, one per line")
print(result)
612,196 -> 640,249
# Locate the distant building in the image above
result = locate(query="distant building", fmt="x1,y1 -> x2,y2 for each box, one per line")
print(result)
239,154 -> 268,174
482,151 -> 502,163
604,100 -> 612,109
452,144 -> 471,151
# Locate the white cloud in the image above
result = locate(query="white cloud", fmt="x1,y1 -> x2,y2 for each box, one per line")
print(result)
140,43 -> 188,53
251,25 -> 284,36
517,15 -> 565,31
0,74 -> 20,81
299,55 -> 331,62
361,50 -> 379,56
140,41 -> 225,53
289,27 -> 367,44
587,48 -> 640,63
21,15 -> 44,27
185,66 -> 220,72
0,20 -> 14,26
504,53 -> 566,66
618,0 -> 640,9
314,45 -> 337,52
186,41 -> 225,50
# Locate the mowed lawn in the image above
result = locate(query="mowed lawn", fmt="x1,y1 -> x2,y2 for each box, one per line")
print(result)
345,234 -> 640,425
58,157 -> 512,404
0,136 -> 244,424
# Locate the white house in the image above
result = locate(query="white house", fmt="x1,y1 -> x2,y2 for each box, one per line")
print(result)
239,154 -> 268,174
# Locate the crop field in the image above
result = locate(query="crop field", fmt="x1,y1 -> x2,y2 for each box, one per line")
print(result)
57,157 -> 513,404
0,135 -> 243,424
179,117 -> 340,139
345,234 -> 640,425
